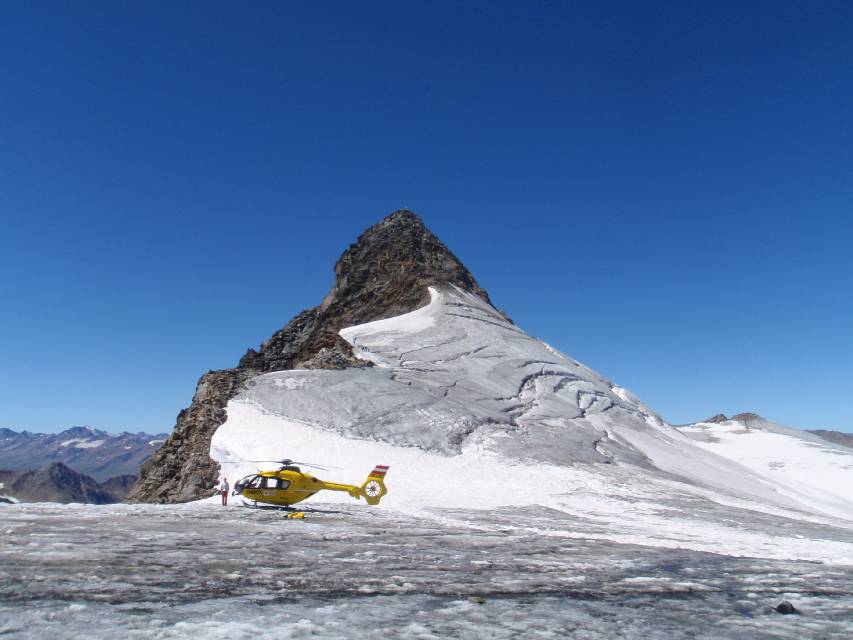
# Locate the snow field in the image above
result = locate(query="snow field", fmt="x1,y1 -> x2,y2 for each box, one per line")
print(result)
212,402 -> 853,564
209,285 -> 853,565
680,419 -> 853,519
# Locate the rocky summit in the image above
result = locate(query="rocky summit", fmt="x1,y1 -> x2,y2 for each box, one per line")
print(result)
128,210 -> 493,502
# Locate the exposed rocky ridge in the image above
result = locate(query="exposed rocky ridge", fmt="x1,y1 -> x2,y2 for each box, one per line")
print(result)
730,412 -> 764,426
128,210 -> 497,503
698,413 -> 766,426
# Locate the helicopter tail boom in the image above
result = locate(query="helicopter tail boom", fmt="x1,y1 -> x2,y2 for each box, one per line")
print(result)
359,465 -> 389,505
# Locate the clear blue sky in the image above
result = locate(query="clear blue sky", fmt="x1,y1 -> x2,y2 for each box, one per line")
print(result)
1,2 -> 851,434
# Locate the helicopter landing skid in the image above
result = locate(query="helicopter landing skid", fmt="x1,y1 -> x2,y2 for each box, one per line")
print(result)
240,499 -> 299,511
239,499 -> 344,515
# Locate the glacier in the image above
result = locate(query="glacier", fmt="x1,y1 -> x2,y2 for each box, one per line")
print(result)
212,286 -> 853,521
2,501 -> 853,639
209,285 -> 853,563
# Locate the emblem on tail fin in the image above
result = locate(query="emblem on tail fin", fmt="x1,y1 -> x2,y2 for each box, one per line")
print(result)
361,465 -> 390,505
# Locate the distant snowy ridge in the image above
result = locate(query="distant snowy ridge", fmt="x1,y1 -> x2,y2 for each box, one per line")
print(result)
678,414 -> 853,520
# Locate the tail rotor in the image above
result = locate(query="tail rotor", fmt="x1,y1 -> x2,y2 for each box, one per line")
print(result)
360,465 -> 389,505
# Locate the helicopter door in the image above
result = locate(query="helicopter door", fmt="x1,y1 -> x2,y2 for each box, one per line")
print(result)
261,477 -> 276,496
260,477 -> 290,496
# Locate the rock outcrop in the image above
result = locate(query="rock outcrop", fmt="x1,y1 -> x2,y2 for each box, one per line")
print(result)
730,412 -> 764,425
128,210 -> 496,502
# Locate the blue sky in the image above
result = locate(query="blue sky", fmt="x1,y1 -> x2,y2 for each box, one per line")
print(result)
1,1 -> 851,434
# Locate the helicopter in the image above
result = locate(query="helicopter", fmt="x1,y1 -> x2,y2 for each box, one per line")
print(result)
228,459 -> 389,509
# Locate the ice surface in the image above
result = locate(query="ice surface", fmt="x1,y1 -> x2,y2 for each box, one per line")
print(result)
4,287 -> 851,637
680,417 -> 853,520
1,502 -> 852,639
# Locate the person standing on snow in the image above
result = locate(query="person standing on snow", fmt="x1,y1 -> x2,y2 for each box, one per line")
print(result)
220,477 -> 229,506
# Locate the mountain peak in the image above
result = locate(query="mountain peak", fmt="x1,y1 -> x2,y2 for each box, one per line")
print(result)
321,209 -> 492,315
381,208 -> 421,223
62,426 -> 108,438
130,210 -> 500,503
248,209 -> 498,373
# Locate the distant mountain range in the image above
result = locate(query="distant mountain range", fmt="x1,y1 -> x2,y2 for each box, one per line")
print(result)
0,426 -> 167,482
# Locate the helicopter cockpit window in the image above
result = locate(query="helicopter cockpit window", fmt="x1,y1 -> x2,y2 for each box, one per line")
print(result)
248,476 -> 263,489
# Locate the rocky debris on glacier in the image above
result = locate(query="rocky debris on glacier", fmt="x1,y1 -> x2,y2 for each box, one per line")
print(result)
128,210 -> 495,503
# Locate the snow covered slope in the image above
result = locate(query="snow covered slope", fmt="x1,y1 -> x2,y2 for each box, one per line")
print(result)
679,415 -> 853,521
211,287 -> 853,519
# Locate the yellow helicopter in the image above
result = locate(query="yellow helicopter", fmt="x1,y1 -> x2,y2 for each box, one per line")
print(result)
230,459 -> 389,510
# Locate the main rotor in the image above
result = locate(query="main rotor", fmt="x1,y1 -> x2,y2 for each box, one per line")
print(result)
221,458 -> 340,472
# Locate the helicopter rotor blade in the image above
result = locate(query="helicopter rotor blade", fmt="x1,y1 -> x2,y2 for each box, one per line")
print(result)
224,458 -> 343,472
243,458 -> 341,470
290,461 -> 342,471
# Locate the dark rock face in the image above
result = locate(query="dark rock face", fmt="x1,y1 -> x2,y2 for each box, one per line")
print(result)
130,369 -> 246,502
731,412 -> 764,425
703,414 -> 729,424
128,210 -> 496,503
98,475 -> 139,502
9,462 -> 117,504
